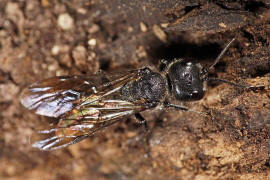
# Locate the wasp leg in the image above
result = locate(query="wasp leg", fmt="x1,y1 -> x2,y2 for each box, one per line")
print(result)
135,113 -> 149,132
163,102 -> 208,117
134,113 -> 151,156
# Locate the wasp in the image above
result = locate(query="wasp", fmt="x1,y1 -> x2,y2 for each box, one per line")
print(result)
21,38 -> 250,151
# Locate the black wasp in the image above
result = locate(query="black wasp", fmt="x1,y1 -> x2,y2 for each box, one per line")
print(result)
21,38 -> 246,151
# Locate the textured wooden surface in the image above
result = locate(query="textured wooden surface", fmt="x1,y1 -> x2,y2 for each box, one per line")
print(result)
1,0 -> 270,179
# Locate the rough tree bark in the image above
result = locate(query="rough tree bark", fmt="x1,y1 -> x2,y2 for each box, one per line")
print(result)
1,0 -> 270,179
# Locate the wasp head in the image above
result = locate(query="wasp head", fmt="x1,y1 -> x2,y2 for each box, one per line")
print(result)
167,60 -> 206,101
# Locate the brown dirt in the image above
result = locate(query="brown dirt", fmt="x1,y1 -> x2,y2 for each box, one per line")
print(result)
1,0 -> 270,179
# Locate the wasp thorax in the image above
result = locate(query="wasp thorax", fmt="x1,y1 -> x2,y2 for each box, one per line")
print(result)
121,69 -> 166,106
167,61 -> 206,101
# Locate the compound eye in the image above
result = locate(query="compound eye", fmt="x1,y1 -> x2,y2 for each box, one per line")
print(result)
190,90 -> 202,99
192,90 -> 198,94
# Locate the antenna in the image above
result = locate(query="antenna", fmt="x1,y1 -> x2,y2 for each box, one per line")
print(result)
202,38 -> 235,78
202,38 -> 265,91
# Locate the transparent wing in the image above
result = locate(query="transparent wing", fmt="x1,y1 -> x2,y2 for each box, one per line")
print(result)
21,70 -> 139,118
21,69 -> 149,150
32,100 -> 144,151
